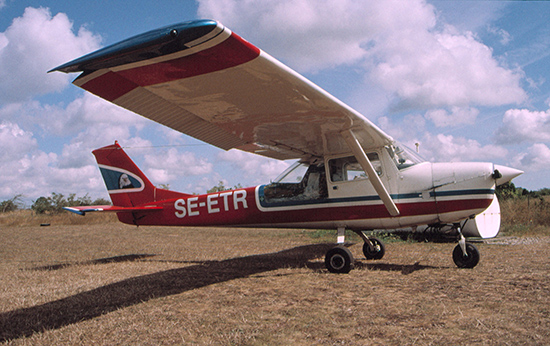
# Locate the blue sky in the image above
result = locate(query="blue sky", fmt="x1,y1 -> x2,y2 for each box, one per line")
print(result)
1,0 -> 550,204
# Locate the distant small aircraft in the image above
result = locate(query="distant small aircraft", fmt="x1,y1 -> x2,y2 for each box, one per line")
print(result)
52,20 -> 522,273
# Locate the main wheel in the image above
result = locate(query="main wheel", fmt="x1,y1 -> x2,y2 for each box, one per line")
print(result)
362,237 -> 385,260
325,246 -> 354,274
452,243 -> 480,268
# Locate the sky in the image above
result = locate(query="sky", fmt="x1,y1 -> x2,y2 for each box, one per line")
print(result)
1,0 -> 550,205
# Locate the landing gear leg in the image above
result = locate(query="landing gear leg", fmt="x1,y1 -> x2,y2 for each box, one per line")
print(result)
452,223 -> 480,268
354,230 -> 385,260
324,227 -> 354,274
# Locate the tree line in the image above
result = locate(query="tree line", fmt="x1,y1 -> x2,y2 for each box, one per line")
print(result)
0,182 -> 238,215
495,182 -> 550,200
0,193 -> 110,215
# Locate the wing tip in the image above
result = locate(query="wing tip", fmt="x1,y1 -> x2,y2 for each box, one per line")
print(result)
48,19 -> 221,74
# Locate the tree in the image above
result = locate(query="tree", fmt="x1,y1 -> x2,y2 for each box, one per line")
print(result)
91,197 -> 111,205
31,196 -> 54,214
0,194 -> 24,213
207,181 -> 243,193
207,181 -> 228,193
496,182 -> 521,200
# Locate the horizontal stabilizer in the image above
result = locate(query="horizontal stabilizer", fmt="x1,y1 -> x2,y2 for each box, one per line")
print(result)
63,205 -> 163,216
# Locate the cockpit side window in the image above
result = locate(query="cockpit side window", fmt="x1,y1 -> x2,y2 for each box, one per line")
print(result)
329,153 -> 381,182
263,162 -> 328,203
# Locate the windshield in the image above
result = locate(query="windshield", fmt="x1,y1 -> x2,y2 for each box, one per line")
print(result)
273,161 -> 309,183
386,143 -> 425,170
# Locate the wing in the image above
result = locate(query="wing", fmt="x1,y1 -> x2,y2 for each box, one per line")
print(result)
51,19 -> 393,160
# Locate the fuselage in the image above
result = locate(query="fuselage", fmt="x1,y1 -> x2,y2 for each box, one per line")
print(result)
116,154 -> 504,231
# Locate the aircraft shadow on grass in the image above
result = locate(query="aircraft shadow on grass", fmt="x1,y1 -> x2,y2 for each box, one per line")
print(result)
29,254 -> 158,271
0,244 -> 436,341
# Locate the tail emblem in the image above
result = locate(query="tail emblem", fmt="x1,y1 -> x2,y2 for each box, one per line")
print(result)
98,164 -> 145,194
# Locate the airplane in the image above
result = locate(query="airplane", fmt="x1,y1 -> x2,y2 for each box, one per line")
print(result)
51,19 -> 523,273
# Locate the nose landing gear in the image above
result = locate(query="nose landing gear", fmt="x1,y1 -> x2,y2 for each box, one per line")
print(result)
361,235 -> 385,260
451,222 -> 480,268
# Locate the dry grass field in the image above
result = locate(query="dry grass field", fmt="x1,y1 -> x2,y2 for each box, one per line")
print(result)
1,212 -> 549,345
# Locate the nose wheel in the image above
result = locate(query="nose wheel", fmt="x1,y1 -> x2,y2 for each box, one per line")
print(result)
362,237 -> 385,260
452,242 -> 480,268
452,223 -> 480,268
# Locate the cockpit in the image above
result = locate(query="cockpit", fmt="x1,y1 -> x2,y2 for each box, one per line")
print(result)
260,142 -> 424,205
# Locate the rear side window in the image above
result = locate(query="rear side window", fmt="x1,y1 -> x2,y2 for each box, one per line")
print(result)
328,154 -> 381,182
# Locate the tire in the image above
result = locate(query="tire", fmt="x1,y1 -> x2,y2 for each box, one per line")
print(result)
325,246 -> 354,274
452,243 -> 480,268
362,237 -> 385,260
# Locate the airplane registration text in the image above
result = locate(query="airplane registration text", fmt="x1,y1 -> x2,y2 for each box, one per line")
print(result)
174,190 -> 248,218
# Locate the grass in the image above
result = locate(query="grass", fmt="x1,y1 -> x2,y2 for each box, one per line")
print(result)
0,210 -> 118,227
1,210 -> 549,345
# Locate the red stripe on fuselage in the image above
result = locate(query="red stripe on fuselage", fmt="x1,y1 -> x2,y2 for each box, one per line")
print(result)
116,186 -> 492,229
80,33 -> 260,102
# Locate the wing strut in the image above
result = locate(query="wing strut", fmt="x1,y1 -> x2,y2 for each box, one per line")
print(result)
341,129 -> 400,217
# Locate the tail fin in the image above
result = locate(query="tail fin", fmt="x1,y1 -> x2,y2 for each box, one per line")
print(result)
93,141 -> 188,207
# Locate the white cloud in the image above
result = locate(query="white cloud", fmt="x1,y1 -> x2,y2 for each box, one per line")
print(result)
190,174 -> 226,194
0,94 -> 142,139
487,25 -> 512,45
0,121 -> 37,162
0,7 -> 101,103
378,114 -> 426,142
217,149 -> 290,184
47,93 -> 147,137
0,121 -> 106,201
143,148 -> 213,184
420,133 -> 508,162
494,107 -> 550,145
198,0 -> 526,110
512,143 -> 550,172
198,0 -> 380,72
370,26 -> 526,109
425,107 -> 479,128
0,151 -> 54,200
0,96 -> 154,201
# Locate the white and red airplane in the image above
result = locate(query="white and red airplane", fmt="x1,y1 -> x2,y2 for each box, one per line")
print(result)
52,20 -> 522,273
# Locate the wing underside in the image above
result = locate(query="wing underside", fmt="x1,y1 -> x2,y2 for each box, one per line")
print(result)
51,19 -> 393,161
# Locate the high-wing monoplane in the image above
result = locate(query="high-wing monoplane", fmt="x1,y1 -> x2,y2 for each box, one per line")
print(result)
51,20 -> 523,273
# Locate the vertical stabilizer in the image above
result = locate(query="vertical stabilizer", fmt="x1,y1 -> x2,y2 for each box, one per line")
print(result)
92,141 -> 188,207
92,142 -> 155,207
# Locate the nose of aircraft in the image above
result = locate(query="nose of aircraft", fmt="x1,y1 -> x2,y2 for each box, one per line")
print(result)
493,164 -> 523,186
